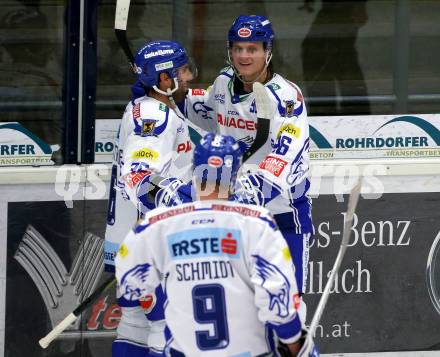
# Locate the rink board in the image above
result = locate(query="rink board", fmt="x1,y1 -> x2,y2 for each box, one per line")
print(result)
0,161 -> 439,356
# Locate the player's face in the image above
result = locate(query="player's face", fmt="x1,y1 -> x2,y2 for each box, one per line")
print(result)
230,42 -> 267,81
173,64 -> 195,102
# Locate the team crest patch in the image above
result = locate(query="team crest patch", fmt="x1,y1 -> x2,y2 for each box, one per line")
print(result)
141,119 -> 156,136
284,100 -> 295,117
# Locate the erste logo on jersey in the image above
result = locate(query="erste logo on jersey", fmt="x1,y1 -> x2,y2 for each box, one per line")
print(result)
238,28 -> 251,38
168,228 -> 241,259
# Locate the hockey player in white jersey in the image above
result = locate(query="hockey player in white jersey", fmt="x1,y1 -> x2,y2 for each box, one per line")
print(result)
115,133 -> 319,357
105,40 -> 196,357
184,15 -> 313,318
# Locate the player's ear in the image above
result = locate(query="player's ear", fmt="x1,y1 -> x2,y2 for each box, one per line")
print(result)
159,72 -> 171,90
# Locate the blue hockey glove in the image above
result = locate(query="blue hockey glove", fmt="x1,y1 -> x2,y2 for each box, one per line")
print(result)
297,329 -> 320,357
231,173 -> 281,206
277,329 -> 320,357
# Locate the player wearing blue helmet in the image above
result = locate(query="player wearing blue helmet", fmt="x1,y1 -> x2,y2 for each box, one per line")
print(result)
185,15 -> 313,326
192,133 -> 242,198
227,14 -> 275,86
104,40 -> 197,357
115,133 -> 318,356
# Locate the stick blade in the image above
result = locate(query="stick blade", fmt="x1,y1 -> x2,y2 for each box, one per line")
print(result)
253,82 -> 272,119
115,0 -> 131,30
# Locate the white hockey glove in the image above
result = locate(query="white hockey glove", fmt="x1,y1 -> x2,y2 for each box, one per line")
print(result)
154,178 -> 193,208
231,173 -> 281,206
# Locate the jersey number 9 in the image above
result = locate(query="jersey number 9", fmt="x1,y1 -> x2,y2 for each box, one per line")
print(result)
192,284 -> 229,350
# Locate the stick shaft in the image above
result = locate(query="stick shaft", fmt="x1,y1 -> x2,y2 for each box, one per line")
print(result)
307,180 -> 362,340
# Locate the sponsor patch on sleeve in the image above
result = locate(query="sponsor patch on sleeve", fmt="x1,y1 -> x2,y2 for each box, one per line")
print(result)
277,123 -> 301,139
131,148 -> 159,161
259,155 -> 288,177
125,170 -> 151,188
140,293 -> 156,313
191,88 -> 206,96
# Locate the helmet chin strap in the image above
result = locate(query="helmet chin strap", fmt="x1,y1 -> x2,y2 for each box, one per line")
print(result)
228,50 -> 273,85
153,77 -> 179,108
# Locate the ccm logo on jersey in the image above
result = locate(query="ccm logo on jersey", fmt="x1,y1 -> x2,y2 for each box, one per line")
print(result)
259,155 -> 288,177
238,28 -> 251,38
177,140 -> 191,153
217,113 -> 257,131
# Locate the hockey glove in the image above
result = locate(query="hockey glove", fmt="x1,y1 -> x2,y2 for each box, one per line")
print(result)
297,329 -> 320,357
230,173 -> 281,206
277,329 -> 320,357
155,178 -> 194,208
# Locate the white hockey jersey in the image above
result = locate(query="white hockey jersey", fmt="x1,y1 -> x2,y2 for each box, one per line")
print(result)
115,200 -> 303,356
104,96 -> 193,271
185,68 -> 312,232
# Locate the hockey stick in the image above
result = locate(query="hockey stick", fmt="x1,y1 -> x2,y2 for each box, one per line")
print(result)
298,179 -> 363,356
242,82 -> 271,163
38,274 -> 116,349
115,0 -> 135,71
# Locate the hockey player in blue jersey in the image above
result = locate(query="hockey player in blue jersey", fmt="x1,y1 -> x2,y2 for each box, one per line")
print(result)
115,133 -> 319,357
183,15 -> 314,321
104,40 -> 197,357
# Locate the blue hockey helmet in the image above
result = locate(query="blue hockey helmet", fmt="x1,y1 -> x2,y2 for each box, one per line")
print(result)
228,15 -> 275,50
134,40 -> 189,90
193,133 -> 243,190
